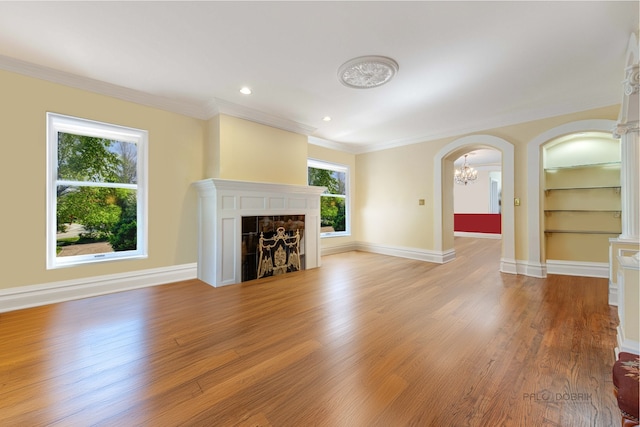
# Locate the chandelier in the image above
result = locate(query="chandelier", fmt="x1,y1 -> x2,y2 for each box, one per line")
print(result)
454,154 -> 478,185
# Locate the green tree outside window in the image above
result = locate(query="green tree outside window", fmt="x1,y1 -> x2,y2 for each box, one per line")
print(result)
308,165 -> 347,233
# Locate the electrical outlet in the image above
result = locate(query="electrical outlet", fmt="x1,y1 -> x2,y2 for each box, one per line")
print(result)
418,199 -> 425,206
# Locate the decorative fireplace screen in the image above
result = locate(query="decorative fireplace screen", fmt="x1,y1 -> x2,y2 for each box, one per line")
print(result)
241,215 -> 305,282
257,227 -> 301,279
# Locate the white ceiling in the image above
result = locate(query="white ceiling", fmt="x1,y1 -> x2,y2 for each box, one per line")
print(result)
0,1 -> 637,153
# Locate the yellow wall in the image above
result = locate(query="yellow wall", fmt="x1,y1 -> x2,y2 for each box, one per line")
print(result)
354,105 -> 620,259
217,114 -> 308,185
204,115 -> 221,178
0,64 -> 624,295
357,143 -> 436,248
0,69 -> 206,290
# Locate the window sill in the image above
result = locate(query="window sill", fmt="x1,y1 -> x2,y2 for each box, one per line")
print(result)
48,253 -> 148,269
320,232 -> 351,239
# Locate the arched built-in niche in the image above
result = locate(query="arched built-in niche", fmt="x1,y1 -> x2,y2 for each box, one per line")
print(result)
526,120 -> 617,278
543,132 -> 621,272
434,135 -> 516,273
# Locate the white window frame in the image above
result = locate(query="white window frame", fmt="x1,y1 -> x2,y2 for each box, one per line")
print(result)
308,158 -> 351,237
46,113 -> 148,269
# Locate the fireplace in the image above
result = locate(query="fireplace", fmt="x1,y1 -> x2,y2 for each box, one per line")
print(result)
193,179 -> 325,287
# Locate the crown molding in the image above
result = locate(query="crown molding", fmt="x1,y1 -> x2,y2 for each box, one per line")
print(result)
208,98 -> 317,136
307,136 -> 361,154
0,54 -> 211,119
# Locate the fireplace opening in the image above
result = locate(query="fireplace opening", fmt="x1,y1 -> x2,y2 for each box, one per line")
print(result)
241,215 -> 305,282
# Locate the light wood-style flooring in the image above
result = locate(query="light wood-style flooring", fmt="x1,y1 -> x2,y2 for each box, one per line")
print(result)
0,238 -> 620,426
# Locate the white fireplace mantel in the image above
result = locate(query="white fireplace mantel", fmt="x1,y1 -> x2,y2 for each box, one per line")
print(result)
193,178 -> 325,287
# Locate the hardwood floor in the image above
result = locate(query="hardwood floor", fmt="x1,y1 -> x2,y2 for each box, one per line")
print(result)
0,238 -> 620,426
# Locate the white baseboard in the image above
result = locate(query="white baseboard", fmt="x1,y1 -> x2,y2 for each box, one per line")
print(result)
512,260 -> 611,279
454,232 -> 501,239
500,258 -> 518,275
325,244 -> 545,274
617,325 -> 640,355
354,242 -> 455,264
321,242 -> 359,256
0,263 -> 197,313
546,259 -> 609,278
515,260 -> 547,278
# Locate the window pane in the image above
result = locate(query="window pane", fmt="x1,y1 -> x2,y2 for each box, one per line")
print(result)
57,132 -> 137,184
56,186 -> 137,257
308,167 -> 346,196
48,113 -> 146,269
320,195 -> 346,233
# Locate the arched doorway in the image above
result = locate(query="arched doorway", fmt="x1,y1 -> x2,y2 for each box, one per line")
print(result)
526,120 -> 617,277
453,148 -> 503,232
434,135 -> 516,273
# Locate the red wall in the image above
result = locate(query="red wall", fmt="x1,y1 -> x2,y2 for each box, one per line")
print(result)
454,213 -> 501,234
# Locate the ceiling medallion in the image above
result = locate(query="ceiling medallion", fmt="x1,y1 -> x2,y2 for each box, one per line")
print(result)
338,55 -> 399,89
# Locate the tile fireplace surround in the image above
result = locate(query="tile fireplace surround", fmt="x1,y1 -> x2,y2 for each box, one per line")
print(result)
193,179 -> 325,287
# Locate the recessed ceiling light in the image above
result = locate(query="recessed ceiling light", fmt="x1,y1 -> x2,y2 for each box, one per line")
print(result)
322,116 -> 332,122
240,87 -> 252,95
338,55 -> 399,89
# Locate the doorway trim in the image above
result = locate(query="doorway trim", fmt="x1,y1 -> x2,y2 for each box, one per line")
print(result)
434,135 -> 516,273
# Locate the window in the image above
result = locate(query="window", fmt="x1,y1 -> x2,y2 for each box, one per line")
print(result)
47,113 -> 147,268
307,159 -> 349,236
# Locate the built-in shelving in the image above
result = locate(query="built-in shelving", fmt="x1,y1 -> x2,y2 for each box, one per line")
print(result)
543,161 -> 621,263
544,209 -> 621,213
544,230 -> 621,235
545,186 -> 620,192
